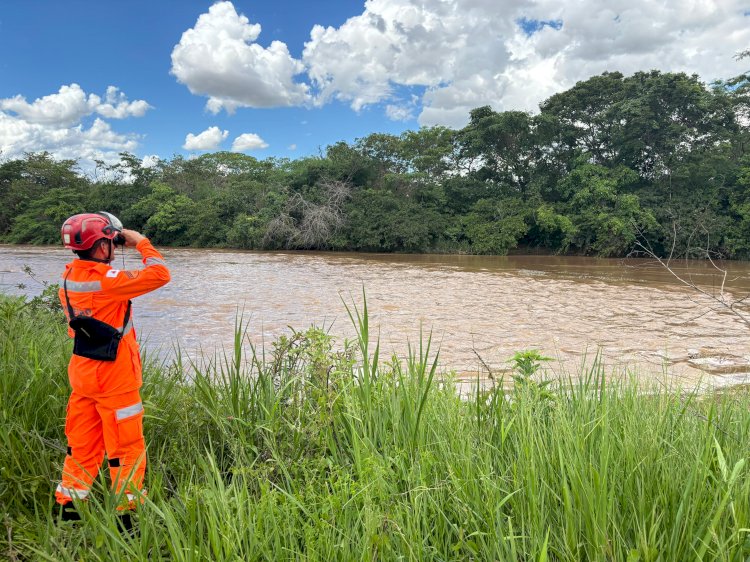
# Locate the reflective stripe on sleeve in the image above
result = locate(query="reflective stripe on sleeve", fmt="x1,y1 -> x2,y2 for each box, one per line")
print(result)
61,279 -> 102,292
115,402 -> 143,421
56,484 -> 90,499
144,257 -> 166,266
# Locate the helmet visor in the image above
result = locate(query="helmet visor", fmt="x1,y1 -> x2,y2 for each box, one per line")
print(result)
97,211 -> 123,232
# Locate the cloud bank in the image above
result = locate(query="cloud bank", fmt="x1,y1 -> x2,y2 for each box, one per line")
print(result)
0,84 -> 150,166
173,0 -> 750,127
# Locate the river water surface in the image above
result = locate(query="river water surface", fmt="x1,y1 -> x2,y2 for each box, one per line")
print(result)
3,245 -> 750,389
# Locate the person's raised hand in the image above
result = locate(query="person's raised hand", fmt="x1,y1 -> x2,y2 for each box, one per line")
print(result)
121,229 -> 146,247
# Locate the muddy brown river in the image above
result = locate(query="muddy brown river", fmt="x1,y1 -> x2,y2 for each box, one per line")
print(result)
2,245 -> 750,389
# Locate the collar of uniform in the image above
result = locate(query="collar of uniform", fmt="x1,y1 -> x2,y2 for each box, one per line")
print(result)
70,260 -> 111,275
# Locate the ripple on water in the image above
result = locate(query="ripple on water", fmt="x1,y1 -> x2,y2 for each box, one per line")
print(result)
3,246 -> 750,387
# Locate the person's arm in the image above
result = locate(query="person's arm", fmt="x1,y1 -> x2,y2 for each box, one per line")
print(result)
100,230 -> 171,300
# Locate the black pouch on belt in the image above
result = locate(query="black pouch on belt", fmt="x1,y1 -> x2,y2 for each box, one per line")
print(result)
63,271 -> 131,361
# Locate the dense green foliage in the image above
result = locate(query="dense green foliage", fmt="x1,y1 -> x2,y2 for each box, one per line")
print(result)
2,70 -> 749,258
3,294 -> 750,560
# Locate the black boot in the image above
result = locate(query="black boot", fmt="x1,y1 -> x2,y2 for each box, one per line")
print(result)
58,502 -> 81,522
117,512 -> 137,536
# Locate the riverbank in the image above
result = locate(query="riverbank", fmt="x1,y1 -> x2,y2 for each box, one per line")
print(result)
2,294 -> 750,560
4,240 -> 750,262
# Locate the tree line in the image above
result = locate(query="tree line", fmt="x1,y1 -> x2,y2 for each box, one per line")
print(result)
2,69 -> 749,258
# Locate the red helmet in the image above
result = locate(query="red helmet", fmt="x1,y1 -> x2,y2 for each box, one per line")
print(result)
61,212 -> 123,250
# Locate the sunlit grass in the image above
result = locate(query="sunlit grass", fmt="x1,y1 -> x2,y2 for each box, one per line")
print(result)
2,293 -> 750,561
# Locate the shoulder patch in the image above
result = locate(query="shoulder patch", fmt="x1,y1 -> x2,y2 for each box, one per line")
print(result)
106,269 -> 120,278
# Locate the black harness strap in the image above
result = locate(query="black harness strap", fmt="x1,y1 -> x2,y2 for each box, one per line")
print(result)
122,299 -> 131,332
62,269 -> 77,322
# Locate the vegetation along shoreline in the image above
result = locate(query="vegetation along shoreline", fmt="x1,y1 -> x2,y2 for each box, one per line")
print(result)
2,69 -> 749,261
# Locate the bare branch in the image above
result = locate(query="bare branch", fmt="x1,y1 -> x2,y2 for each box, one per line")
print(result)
633,223 -> 750,329
262,213 -> 297,249
294,179 -> 352,249
265,178 -> 353,250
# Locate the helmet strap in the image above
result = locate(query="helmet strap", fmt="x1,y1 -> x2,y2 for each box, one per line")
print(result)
103,239 -> 114,264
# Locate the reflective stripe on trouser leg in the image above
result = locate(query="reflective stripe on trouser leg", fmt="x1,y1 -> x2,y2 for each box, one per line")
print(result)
55,484 -> 90,500
56,393 -> 105,505
115,402 -> 143,421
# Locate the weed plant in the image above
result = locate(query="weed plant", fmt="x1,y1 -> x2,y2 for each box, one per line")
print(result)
1,294 -> 750,561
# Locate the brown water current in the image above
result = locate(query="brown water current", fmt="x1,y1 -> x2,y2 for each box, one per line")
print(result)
2,245 -> 750,390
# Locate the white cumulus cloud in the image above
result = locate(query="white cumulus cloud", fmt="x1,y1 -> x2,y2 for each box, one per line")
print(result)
183,126 -> 229,150
171,1 -> 310,113
96,86 -> 152,119
232,133 -> 269,152
0,84 -> 149,168
0,83 -> 151,126
303,0 -> 477,112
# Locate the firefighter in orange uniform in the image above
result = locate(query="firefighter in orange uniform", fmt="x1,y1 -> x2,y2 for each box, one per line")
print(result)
55,212 -> 170,523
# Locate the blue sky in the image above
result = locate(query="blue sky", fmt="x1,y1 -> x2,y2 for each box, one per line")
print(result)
0,0 -> 748,169
0,1 -> 401,163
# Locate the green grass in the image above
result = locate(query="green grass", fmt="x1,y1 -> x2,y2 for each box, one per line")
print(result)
2,293 -> 750,561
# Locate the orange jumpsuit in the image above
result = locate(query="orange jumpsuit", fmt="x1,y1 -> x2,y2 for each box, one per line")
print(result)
55,238 -> 170,508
